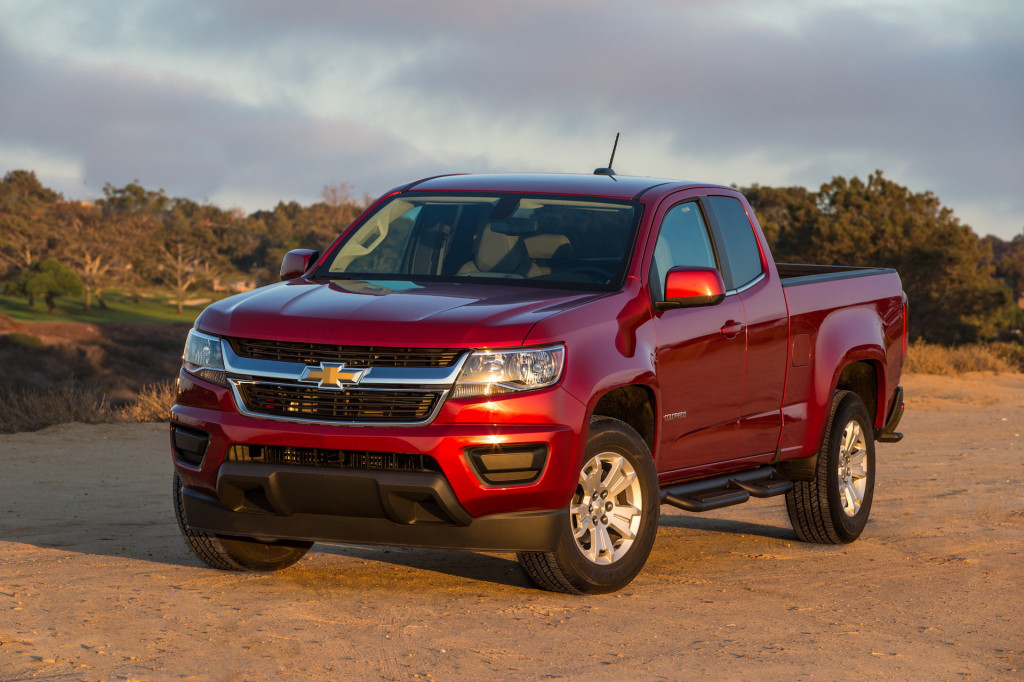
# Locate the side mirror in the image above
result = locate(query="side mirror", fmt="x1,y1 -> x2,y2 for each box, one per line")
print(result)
658,266 -> 726,309
280,249 -> 320,281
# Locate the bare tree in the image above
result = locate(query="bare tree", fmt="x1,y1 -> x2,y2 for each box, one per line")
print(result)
55,202 -> 137,310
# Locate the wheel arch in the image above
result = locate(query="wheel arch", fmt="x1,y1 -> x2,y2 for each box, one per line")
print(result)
781,308 -> 888,480
834,360 -> 884,429
590,384 -> 657,458
811,306 -> 889,443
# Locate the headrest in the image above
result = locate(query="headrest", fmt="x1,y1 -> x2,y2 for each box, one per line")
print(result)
475,225 -> 525,272
489,218 -> 538,235
523,234 -> 571,260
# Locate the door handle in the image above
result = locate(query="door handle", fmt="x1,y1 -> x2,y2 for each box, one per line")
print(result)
720,321 -> 745,339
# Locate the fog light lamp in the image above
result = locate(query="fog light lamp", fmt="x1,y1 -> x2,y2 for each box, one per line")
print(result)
465,444 -> 548,486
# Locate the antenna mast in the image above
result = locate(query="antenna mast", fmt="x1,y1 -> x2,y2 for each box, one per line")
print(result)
594,133 -> 620,176
608,132 -> 620,169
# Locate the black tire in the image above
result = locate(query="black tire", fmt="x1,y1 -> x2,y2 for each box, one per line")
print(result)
517,416 -> 660,594
786,391 -> 876,544
173,473 -> 312,571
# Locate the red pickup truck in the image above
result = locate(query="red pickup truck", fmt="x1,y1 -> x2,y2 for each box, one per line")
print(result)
171,172 -> 906,594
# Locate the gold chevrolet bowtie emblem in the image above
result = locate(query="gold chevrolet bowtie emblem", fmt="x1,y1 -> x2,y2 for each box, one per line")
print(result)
299,363 -> 364,389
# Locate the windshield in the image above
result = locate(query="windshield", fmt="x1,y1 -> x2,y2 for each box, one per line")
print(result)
318,193 -> 641,290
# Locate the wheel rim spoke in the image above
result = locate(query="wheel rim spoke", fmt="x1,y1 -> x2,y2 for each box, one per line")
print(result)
608,510 -> 637,540
603,456 -> 624,488
842,482 -> 854,511
593,525 -> 613,562
607,470 -> 637,497
611,503 -> 639,521
581,466 -> 600,498
573,517 -> 591,540
845,423 -> 861,454
851,481 -> 864,505
584,533 -> 600,562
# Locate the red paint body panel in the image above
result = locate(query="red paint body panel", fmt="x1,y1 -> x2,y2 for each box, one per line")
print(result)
171,173 -> 905,551
779,273 -> 905,459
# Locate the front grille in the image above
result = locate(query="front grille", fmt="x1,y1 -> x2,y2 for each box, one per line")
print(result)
236,382 -> 441,423
228,337 -> 463,368
227,445 -> 441,472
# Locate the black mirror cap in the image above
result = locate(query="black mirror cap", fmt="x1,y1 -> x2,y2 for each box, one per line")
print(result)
280,249 -> 320,281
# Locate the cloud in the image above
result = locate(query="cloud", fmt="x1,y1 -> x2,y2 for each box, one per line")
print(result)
0,0 -> 1021,236
0,38 -> 450,208
379,4 -> 1024,212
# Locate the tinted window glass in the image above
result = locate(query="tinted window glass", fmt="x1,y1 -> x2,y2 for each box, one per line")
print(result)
320,194 -> 640,291
708,196 -> 762,289
649,202 -> 717,301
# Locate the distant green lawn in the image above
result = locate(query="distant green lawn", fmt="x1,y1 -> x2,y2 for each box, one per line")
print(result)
0,290 -> 219,323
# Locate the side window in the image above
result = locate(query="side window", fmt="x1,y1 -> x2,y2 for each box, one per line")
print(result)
707,196 -> 763,290
649,202 -> 717,301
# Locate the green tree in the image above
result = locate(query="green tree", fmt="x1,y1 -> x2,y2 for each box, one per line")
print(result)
986,233 -> 1024,302
4,258 -> 85,313
0,170 -> 60,272
97,181 -> 169,217
738,184 -> 819,262
744,171 -> 1015,344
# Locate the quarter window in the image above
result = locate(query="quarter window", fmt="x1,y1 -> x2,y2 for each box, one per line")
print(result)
707,196 -> 763,290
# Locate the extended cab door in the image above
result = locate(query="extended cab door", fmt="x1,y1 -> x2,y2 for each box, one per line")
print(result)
704,195 -> 788,461
648,194 -> 746,474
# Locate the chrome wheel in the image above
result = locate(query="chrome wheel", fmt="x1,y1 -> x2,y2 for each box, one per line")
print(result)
837,419 -> 869,517
570,451 -> 643,565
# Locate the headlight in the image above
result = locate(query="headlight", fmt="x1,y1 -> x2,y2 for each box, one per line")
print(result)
451,345 -> 564,399
182,329 -> 228,386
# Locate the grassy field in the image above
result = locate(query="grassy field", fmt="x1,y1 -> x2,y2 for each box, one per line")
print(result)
0,290 -> 216,323
903,339 -> 1024,374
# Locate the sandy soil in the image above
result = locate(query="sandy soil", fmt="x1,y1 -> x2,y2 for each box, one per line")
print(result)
1,373 -> 1022,680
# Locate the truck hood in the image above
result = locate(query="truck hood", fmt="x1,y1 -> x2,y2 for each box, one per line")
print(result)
196,278 -> 606,348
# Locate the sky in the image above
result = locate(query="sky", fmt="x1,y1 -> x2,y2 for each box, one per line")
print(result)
1,0 -> 1022,238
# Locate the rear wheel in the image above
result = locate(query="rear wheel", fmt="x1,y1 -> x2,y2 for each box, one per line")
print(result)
518,417 -> 659,594
786,391 -> 876,544
173,473 -> 312,571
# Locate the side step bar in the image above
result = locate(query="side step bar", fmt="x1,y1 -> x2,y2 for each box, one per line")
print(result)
660,466 -> 793,513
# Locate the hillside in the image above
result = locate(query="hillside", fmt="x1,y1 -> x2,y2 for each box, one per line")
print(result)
0,315 -> 190,400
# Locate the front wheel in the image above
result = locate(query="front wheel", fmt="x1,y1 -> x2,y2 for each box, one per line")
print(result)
518,416 -> 659,594
786,391 -> 876,544
173,473 -> 313,571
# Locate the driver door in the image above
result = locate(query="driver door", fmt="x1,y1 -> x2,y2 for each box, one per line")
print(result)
648,197 -> 746,475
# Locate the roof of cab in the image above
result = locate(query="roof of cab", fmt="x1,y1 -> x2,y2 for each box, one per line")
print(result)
400,173 -> 725,201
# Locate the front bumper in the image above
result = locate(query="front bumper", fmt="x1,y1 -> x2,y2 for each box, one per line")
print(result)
171,369 -> 585,551
182,468 -> 563,552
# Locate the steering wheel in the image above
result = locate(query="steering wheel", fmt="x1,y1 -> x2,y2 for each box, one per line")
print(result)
565,265 -> 611,283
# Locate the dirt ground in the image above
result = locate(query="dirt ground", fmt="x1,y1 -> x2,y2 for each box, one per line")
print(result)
1,373 -> 1022,680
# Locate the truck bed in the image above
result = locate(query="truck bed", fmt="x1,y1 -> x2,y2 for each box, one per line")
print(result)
776,263 -> 899,287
